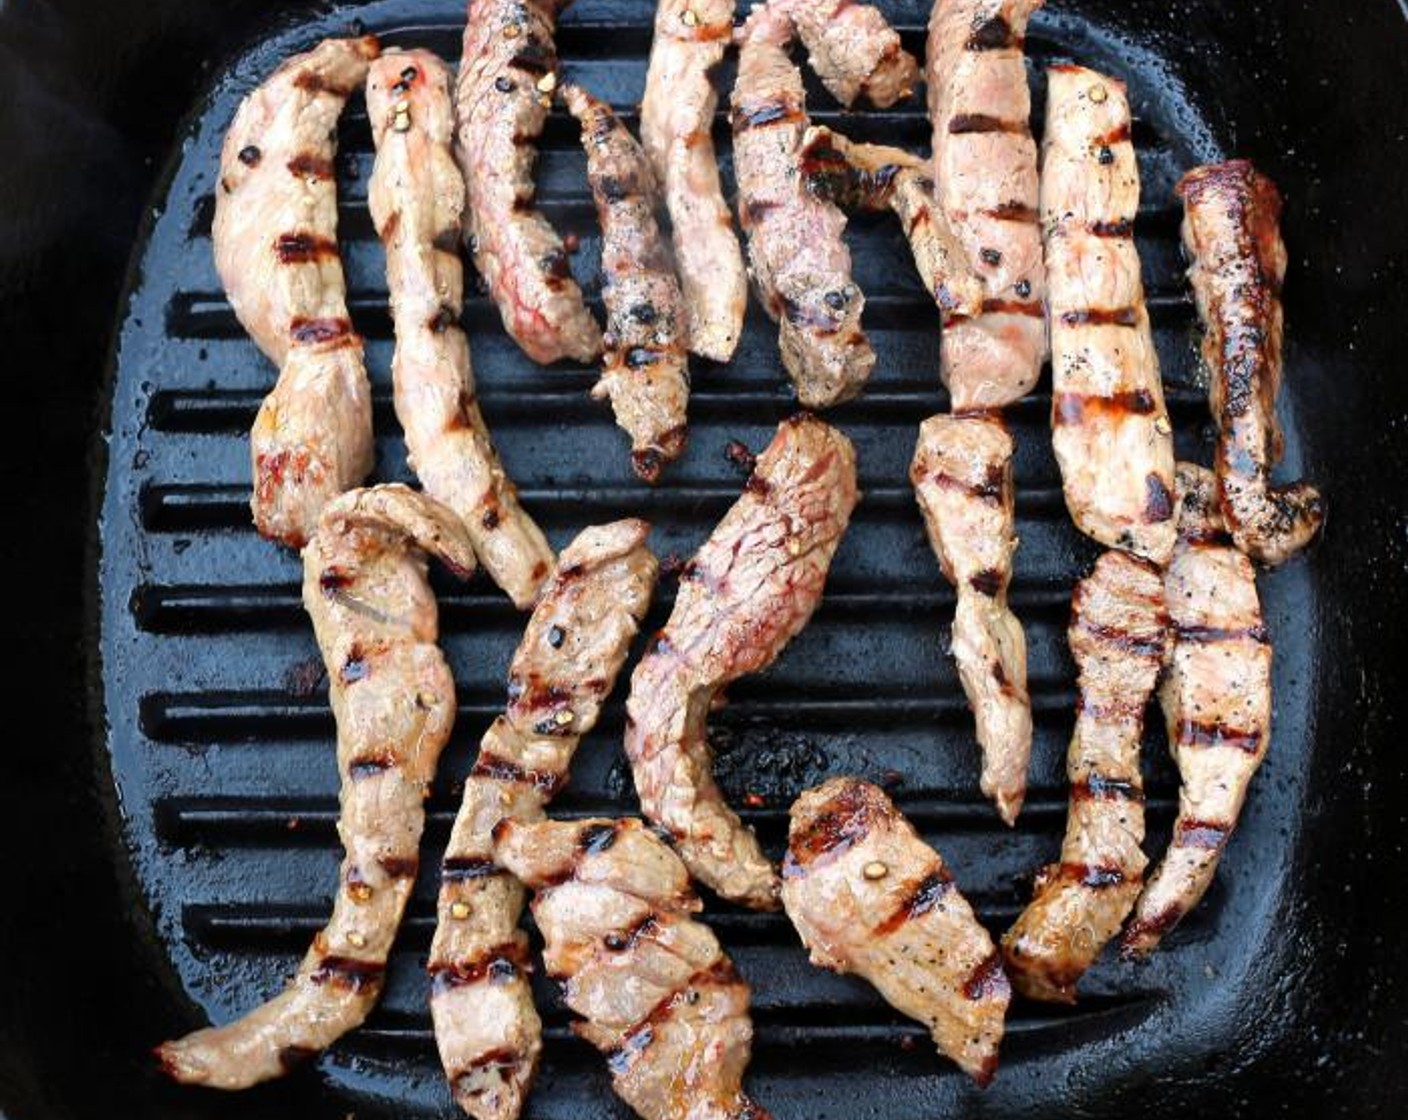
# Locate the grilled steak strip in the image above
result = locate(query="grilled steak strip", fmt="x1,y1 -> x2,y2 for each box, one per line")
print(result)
430,521 -> 658,1120
1178,161 -> 1324,565
782,779 -> 1010,1084
368,50 -> 553,608
911,414 -> 1031,824
799,125 -> 984,323
640,0 -> 747,362
775,0 -> 919,108
215,35 -> 379,549
562,83 -> 690,483
624,414 -> 859,909
157,486 -> 475,1087
1122,463 -> 1272,956
927,0 -> 1047,408
732,4 -> 875,409
1043,66 -> 1176,565
1001,550 -> 1170,1002
455,0 -> 602,365
494,818 -> 770,1120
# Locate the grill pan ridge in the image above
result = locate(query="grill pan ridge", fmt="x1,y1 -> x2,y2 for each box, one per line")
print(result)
65,0 -> 1403,1117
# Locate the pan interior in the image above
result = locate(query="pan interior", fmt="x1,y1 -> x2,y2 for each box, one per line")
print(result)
98,1 -> 1318,1115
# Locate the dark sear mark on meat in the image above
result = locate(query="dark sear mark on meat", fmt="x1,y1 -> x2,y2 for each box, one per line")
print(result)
287,152 -> 334,179
274,231 -> 338,264
948,112 -> 1026,134
966,13 -> 1015,50
310,956 -> 386,994
289,316 -> 352,345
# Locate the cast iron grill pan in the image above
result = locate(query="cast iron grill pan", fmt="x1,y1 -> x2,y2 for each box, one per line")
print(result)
98,1 -> 1320,1115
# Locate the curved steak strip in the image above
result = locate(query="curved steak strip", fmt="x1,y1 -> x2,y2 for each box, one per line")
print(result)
563,84 -> 691,483
455,0 -> 602,365
782,779 -> 1010,1084
1043,66 -> 1176,565
1001,550 -> 1169,1002
927,0 -> 1046,408
157,486 -> 475,1086
640,0 -> 747,362
911,414 -> 1031,824
776,0 -> 919,108
625,414 -> 859,909
368,50 -> 553,608
430,521 -> 658,1120
1122,464 -> 1272,956
494,818 -> 770,1120
799,125 -> 983,323
215,36 -> 379,548
733,5 -> 875,409
1178,162 -> 1324,565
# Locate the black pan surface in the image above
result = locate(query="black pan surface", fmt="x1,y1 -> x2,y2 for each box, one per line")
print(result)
3,1 -> 1407,1118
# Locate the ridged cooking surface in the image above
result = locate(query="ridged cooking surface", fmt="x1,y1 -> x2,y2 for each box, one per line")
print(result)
99,1 -> 1318,1116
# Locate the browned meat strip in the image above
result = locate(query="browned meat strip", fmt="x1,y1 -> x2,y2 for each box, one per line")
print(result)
562,83 -> 690,483
368,49 -> 553,608
1178,161 -> 1324,565
782,779 -> 1010,1084
776,0 -> 919,108
799,125 -> 983,322
732,5 -> 875,409
1001,550 -> 1169,1002
494,818 -> 770,1120
911,414 -> 1031,824
157,485 -> 475,1087
1122,463 -> 1272,956
1043,65 -> 1176,565
927,0 -> 1047,408
214,36 -> 379,548
624,414 -> 858,909
429,521 -> 658,1120
455,0 -> 602,365
640,0 -> 747,362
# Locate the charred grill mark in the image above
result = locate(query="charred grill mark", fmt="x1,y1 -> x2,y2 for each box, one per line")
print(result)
1074,618 -> 1167,659
379,855 -> 418,879
784,785 -> 875,875
289,316 -> 353,345
969,568 -> 1004,597
292,71 -> 359,97
319,567 -> 351,593
277,1045 -> 317,1071
983,200 -> 1040,223
949,113 -> 1026,135
578,822 -> 620,855
430,941 -> 530,994
287,152 -> 334,179
1121,905 -> 1180,947
507,40 -> 554,76
1060,306 -> 1139,328
441,856 -> 506,882
1175,622 -> 1271,644
603,961 -> 740,1075
310,955 -> 385,994
1145,473 -> 1175,523
1060,862 -> 1128,889
348,753 -> 393,779
923,463 -> 1006,504
274,232 -> 338,264
966,13 -> 1016,50
1175,719 -> 1263,753
875,868 -> 955,935
1052,389 -> 1157,426
1072,774 -> 1144,802
1175,819 -> 1229,850
603,913 -> 660,952
952,297 -> 1043,320
432,225 -> 461,253
1095,123 -> 1132,147
1090,218 -> 1134,238
471,751 -> 566,796
427,304 -> 459,333
962,950 -> 1009,1002
732,97 -> 805,133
